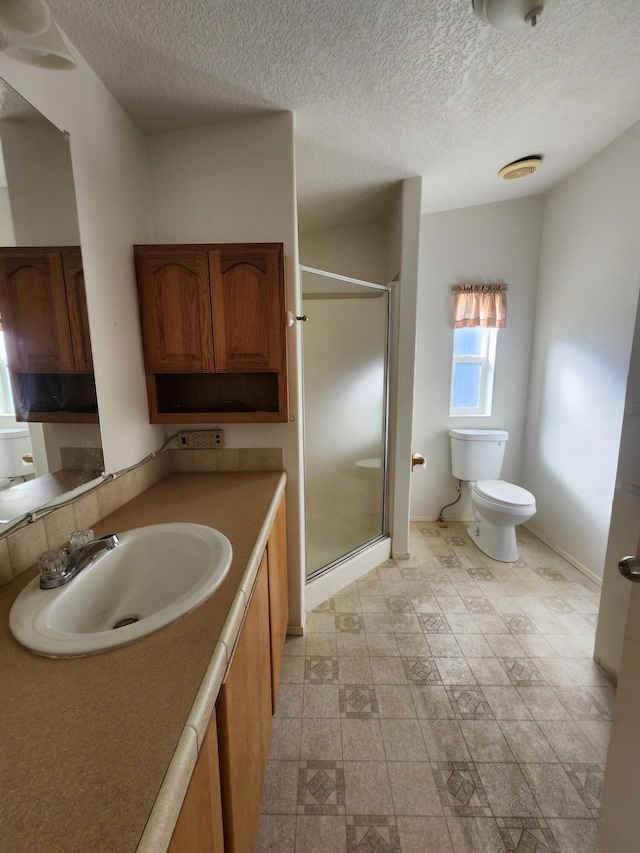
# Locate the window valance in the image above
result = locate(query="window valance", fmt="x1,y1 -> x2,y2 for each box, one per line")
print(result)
452,284 -> 507,329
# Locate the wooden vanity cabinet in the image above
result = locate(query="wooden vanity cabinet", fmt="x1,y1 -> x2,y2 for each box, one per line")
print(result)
168,492 -> 288,852
168,714 -> 225,853
134,243 -> 288,423
0,246 -> 98,423
267,494 -> 288,713
216,552 -> 272,853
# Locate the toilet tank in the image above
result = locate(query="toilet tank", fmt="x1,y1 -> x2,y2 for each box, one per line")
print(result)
0,427 -> 33,478
449,429 -> 508,481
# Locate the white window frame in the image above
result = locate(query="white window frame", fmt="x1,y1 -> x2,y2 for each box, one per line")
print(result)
449,327 -> 498,417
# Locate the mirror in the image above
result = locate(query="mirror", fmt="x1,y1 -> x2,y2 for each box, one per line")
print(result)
0,77 -> 102,526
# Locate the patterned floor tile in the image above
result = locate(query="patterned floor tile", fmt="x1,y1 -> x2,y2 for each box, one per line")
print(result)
386,596 -> 413,613
462,596 -> 496,614
339,685 -> 379,718
402,657 -> 443,685
305,656 -> 340,683
446,687 -> 494,719
503,615 -> 537,634
541,597 -> 575,614
336,613 -> 365,633
534,567 -> 569,582
298,760 -> 346,815
564,763 -> 604,816
433,761 -> 492,816
467,567 -> 497,581
418,613 -> 452,633
399,567 -> 427,582
420,527 -> 442,538
500,658 -> 545,687
554,687 -> 612,721
438,555 -> 464,569
346,815 -> 401,852
496,817 -> 560,852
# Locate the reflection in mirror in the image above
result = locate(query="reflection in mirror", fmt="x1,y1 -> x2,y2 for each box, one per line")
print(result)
0,77 -> 102,526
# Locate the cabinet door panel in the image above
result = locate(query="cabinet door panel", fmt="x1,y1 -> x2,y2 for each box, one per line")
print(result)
268,495 -> 289,713
210,247 -> 283,372
62,250 -> 93,373
137,250 -> 213,372
168,714 -> 224,853
0,253 -> 74,373
217,554 -> 272,853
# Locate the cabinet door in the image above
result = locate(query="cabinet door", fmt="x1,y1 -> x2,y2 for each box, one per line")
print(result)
62,250 -> 94,374
168,714 -> 225,853
136,249 -> 214,372
0,252 -> 74,373
217,553 -> 272,853
268,495 -> 289,714
210,246 -> 284,372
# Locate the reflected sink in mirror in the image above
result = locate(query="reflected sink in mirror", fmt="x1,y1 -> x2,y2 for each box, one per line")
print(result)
9,523 -> 232,657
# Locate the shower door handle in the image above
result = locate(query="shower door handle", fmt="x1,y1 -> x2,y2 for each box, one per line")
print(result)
619,556 -> 640,581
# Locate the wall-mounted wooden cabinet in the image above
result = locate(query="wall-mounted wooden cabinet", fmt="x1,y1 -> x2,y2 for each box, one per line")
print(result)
0,247 -> 98,423
135,243 -> 288,423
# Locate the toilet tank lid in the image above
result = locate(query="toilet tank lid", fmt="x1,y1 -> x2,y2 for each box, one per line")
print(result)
449,429 -> 508,441
0,428 -> 29,439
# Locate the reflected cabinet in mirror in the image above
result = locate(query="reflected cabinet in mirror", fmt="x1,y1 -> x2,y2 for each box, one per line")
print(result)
0,77 -> 102,525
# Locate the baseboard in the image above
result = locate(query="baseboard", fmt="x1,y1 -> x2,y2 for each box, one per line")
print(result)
523,523 -> 603,587
305,537 -> 391,612
286,624 -> 305,636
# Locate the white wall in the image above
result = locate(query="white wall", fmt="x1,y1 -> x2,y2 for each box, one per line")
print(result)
0,186 -> 15,245
146,112 -> 305,628
299,221 -> 388,284
523,120 -> 640,582
412,195 -> 544,521
0,47 -> 162,476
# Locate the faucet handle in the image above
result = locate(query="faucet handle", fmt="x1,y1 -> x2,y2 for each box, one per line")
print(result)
69,529 -> 95,551
38,548 -> 69,585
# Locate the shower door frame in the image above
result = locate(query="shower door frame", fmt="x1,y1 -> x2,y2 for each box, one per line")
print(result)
300,265 -> 392,584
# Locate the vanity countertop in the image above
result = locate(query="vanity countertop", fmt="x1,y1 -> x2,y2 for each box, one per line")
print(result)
0,470 -> 286,853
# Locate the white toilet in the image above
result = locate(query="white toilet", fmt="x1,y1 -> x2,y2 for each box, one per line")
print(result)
0,427 -> 34,487
449,428 -> 536,563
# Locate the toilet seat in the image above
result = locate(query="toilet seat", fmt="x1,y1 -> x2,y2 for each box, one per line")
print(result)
474,479 -> 535,508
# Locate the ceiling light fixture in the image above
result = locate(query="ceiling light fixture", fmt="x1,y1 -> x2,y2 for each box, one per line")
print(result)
0,0 -> 75,70
472,0 -> 557,31
498,157 -> 542,180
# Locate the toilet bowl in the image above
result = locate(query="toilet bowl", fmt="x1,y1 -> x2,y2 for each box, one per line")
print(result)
467,479 -> 536,562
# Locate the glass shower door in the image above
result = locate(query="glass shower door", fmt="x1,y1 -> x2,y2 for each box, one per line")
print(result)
301,267 -> 389,581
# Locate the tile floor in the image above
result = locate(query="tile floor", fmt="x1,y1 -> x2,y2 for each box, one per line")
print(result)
257,521 -> 613,852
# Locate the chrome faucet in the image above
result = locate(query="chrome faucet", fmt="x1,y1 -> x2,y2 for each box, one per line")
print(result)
39,533 -> 120,589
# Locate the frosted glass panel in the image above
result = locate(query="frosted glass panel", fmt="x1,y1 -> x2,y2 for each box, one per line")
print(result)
302,272 -> 388,580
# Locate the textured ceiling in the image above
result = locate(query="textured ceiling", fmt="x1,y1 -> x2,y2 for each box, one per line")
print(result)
46,0 -> 640,231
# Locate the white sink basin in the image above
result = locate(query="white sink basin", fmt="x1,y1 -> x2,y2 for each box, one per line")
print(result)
9,523 -> 232,657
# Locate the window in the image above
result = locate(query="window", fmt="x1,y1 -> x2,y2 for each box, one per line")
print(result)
450,326 -> 497,416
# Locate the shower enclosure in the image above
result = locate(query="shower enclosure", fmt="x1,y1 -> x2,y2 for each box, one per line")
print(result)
301,266 -> 390,581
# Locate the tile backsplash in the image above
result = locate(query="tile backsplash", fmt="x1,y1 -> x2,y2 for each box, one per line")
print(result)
0,447 -> 283,587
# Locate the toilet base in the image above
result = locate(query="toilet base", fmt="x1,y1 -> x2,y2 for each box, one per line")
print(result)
466,520 -> 519,563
